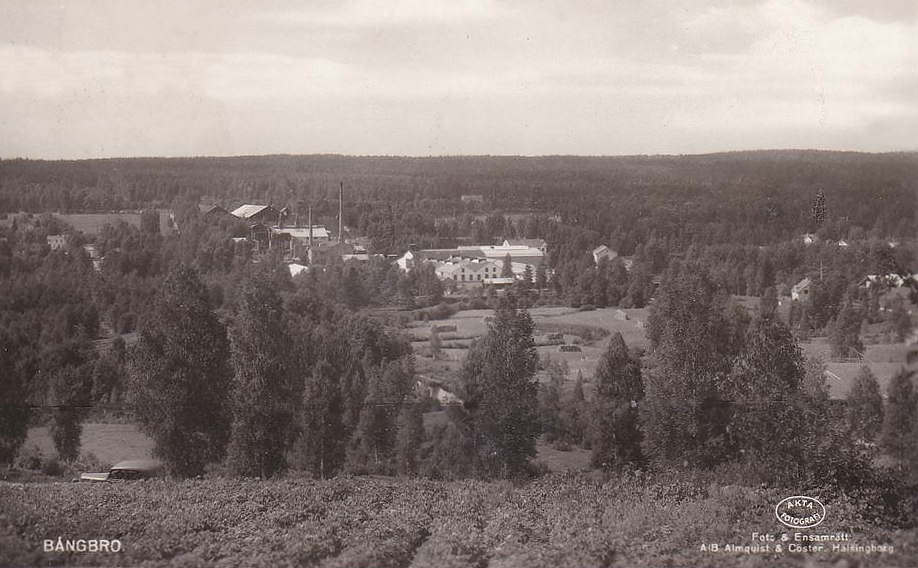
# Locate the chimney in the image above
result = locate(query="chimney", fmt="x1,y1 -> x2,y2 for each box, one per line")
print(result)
308,205 -> 313,247
338,182 -> 344,243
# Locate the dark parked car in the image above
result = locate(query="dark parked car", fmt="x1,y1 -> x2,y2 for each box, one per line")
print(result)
79,460 -> 165,482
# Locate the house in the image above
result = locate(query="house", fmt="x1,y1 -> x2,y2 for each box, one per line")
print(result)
416,379 -> 463,406
859,274 -> 906,289
592,245 -> 618,264
230,204 -> 280,226
791,277 -> 812,301
198,203 -> 227,217
460,194 -> 484,204
837,239 -> 850,248
802,233 -> 817,246
288,263 -> 309,278
47,234 -> 70,251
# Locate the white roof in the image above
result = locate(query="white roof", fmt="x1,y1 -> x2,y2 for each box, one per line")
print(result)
480,246 -> 544,259
288,263 -> 309,277
272,226 -> 330,239
792,277 -> 811,292
231,204 -> 272,219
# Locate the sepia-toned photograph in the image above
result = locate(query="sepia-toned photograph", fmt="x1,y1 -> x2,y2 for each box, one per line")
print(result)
0,1 -> 916,567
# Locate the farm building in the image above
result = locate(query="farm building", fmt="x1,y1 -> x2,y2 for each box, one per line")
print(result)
791,277 -> 811,301
592,245 -> 618,264
198,203 -> 228,217
231,204 -> 280,225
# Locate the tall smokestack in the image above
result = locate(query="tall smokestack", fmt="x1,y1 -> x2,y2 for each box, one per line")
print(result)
338,182 -> 344,243
308,205 -> 313,247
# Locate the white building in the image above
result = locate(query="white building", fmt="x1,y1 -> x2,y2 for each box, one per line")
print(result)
397,241 -> 545,282
47,234 -> 70,251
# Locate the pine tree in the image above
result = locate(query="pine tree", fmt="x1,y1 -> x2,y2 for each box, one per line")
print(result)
880,368 -> 916,461
128,265 -> 233,477
227,277 -> 299,478
846,367 -> 884,443
590,333 -> 643,469
461,296 -> 540,477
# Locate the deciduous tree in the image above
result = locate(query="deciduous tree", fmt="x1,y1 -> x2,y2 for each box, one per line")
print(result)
128,265 -> 233,477
227,277 -> 299,478
846,366 -> 883,443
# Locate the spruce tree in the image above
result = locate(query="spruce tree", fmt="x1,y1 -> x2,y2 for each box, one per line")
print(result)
128,265 -> 233,477
461,296 -> 540,477
538,361 -> 565,442
880,368 -> 916,461
590,333 -> 644,469
846,367 -> 884,443
561,371 -> 587,445
227,277 -> 299,478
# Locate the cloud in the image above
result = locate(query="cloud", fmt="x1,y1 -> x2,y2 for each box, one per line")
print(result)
257,0 -> 499,28
0,0 -> 915,157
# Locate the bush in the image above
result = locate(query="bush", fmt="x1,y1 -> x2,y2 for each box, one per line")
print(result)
15,444 -> 43,470
117,312 -> 136,334
41,457 -> 65,476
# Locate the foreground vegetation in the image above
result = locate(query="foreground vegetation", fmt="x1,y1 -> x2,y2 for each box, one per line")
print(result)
2,473 -> 916,568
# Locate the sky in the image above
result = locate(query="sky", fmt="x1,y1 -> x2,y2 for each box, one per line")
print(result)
0,0 -> 915,159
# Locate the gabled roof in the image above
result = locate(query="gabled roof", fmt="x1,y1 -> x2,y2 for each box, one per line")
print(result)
505,238 -> 546,249
792,277 -> 811,292
198,203 -> 226,215
231,204 -> 273,219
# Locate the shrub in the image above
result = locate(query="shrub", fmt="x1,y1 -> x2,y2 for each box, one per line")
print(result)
41,457 -> 65,476
15,444 -> 43,470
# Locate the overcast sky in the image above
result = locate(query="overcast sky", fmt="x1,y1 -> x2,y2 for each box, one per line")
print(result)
1,0 -> 915,159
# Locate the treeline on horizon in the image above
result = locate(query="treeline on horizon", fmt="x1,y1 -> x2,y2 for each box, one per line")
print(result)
2,151 -> 915,250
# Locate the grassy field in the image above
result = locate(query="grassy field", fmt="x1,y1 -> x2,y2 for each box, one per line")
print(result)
412,306 -> 650,388
1,473 -> 914,568
799,337 -> 911,399
25,423 -> 154,469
